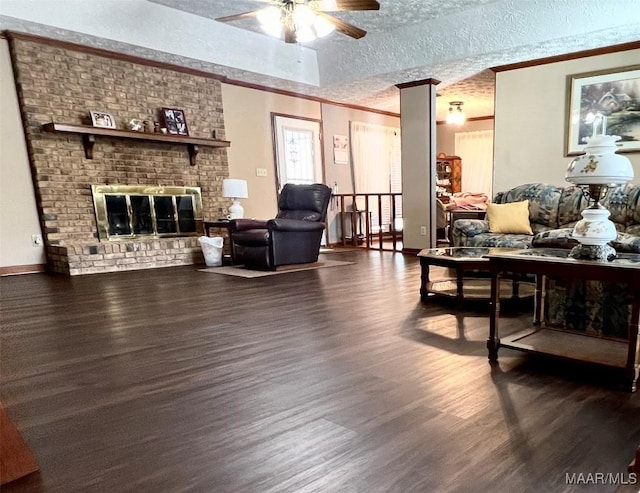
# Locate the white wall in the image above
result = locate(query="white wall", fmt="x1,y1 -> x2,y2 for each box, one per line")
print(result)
0,38 -> 45,270
494,48 -> 640,193
221,83 -> 321,220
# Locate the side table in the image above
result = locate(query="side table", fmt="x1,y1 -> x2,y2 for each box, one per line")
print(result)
203,220 -> 235,264
485,248 -> 640,392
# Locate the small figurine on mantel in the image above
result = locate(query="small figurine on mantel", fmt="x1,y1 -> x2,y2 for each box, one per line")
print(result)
128,119 -> 143,131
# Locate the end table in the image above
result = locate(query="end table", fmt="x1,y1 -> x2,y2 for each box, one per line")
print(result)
203,220 -> 235,264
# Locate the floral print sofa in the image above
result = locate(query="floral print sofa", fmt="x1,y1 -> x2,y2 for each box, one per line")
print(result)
452,182 -> 640,253
451,182 -> 640,339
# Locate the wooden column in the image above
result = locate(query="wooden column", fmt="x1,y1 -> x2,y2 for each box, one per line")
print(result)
396,78 -> 440,251
0,403 -> 38,485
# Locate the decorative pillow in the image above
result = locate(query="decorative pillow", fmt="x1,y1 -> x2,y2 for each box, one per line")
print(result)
486,200 -> 533,235
532,228 -> 579,249
610,232 -> 640,254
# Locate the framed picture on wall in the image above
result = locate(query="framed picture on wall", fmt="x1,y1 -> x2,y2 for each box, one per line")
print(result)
333,134 -> 348,164
565,65 -> 640,156
162,107 -> 189,136
89,110 -> 116,129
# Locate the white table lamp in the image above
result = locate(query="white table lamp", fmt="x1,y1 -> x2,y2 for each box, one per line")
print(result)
565,114 -> 633,260
222,179 -> 248,219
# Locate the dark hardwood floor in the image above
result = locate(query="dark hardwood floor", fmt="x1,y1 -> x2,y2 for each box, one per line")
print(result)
1,250 -> 638,493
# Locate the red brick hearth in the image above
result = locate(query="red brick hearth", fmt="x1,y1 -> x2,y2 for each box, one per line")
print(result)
8,35 -> 230,275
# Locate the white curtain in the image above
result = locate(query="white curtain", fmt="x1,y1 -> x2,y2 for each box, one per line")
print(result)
349,121 -> 401,231
454,130 -> 494,198
350,121 -> 399,195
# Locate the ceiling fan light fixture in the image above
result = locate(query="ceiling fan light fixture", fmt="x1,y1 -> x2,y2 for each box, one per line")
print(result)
256,2 -> 337,43
216,0 -> 377,44
313,15 -> 336,38
296,25 -> 317,43
294,4 -> 335,41
293,4 -> 316,28
446,101 -> 466,125
257,6 -> 283,38
317,0 -> 338,10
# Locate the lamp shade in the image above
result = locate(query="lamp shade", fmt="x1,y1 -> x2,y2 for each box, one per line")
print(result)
222,179 -> 248,199
565,135 -> 633,185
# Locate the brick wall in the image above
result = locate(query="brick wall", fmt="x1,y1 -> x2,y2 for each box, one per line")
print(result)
9,37 -> 229,274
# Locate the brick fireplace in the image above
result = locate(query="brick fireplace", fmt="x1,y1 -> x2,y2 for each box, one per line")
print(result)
8,34 -> 230,275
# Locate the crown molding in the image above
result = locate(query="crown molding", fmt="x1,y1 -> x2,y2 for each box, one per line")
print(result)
2,30 -> 399,118
396,78 -> 441,89
492,40 -> 640,72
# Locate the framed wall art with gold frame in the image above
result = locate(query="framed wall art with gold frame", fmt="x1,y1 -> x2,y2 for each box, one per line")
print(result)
565,64 -> 640,156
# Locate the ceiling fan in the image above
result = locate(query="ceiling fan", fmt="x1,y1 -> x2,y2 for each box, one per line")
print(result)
215,0 -> 380,44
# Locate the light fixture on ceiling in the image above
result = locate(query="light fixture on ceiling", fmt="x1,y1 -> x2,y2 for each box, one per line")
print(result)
216,0 -> 379,44
257,2 -> 335,43
446,101 -> 465,125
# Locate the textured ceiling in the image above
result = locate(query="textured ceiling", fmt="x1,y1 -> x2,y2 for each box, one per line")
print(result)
1,0 -> 639,119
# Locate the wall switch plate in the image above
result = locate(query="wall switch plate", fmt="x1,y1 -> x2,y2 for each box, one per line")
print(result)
420,226 -> 427,236
256,168 -> 267,177
31,234 -> 43,246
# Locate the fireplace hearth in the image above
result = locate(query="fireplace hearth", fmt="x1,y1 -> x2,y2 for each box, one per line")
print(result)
42,184 -> 208,275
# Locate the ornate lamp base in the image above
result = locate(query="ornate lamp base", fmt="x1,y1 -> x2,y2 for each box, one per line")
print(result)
568,243 -> 617,262
569,205 -> 618,262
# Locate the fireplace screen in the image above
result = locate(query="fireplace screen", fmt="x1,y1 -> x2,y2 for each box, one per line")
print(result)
92,185 -> 202,240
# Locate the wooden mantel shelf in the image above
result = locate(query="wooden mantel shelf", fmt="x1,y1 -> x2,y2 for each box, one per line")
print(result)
41,122 -> 230,166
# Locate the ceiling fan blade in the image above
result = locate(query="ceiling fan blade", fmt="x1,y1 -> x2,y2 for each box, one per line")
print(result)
215,10 -> 261,23
313,0 -> 380,12
316,12 -> 367,39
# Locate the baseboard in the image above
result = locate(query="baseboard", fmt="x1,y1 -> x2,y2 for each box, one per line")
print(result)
402,247 -> 421,255
0,264 -> 46,276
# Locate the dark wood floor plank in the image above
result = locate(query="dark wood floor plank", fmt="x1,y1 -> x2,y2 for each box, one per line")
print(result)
1,250 -> 639,492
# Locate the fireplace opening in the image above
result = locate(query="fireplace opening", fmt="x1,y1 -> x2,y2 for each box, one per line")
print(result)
92,185 -> 202,240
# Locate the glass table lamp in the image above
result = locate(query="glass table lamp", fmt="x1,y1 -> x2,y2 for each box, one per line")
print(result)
565,117 -> 633,261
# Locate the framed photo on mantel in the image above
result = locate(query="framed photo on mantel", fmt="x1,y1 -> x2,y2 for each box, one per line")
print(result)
89,110 -> 116,129
162,107 -> 189,136
565,65 -> 640,156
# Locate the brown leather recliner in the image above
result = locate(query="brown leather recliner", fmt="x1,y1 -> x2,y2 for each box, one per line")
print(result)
230,183 -> 332,270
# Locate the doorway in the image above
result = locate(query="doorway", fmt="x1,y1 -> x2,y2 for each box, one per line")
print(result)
272,114 -> 324,191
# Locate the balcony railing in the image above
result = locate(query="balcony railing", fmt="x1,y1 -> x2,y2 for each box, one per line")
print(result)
333,193 -> 403,252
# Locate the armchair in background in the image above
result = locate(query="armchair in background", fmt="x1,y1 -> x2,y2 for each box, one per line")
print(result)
230,183 -> 332,270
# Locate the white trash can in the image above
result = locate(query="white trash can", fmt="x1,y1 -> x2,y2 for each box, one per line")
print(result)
198,236 -> 224,267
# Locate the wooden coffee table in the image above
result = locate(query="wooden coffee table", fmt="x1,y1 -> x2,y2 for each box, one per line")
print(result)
417,247 -> 531,306
485,248 -> 640,392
